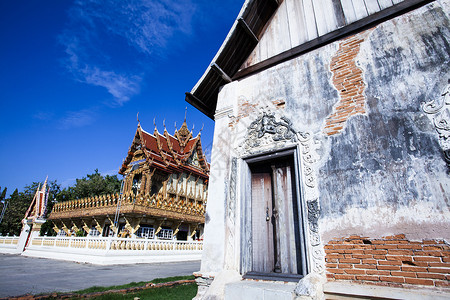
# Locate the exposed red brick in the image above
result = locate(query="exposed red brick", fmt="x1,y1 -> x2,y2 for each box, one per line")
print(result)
386,255 -> 412,262
390,271 -> 416,278
366,270 -> 390,276
354,264 -> 377,269
427,268 -> 450,274
375,245 -> 397,249
344,269 -> 366,275
413,256 -> 441,262
385,234 -> 406,240
340,258 -> 360,264
377,265 -> 400,271
328,268 -> 345,274
373,255 -> 386,260
397,244 -> 422,250
429,262 -> 450,268
414,251 -> 443,257
416,272 -> 446,280
435,281 -> 450,287
388,250 -> 413,255
401,266 -> 427,272
379,276 -> 405,283
323,29 -> 374,136
361,259 -> 377,264
423,245 -> 445,251
355,275 -> 379,281
378,260 -> 402,266
404,278 -> 434,286
326,235 -> 450,288
352,254 -> 372,259
334,274 -> 355,280
338,264 -> 353,269
364,250 -> 387,255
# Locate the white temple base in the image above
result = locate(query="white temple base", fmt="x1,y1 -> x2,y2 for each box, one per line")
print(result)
22,247 -> 201,265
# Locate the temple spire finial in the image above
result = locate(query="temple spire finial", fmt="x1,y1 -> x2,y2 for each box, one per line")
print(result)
41,176 -> 48,193
153,118 -> 158,135
163,119 -> 167,133
137,112 -> 140,127
184,107 -> 187,123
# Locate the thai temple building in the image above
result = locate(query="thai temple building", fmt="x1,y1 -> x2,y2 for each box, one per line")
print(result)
48,119 -> 209,242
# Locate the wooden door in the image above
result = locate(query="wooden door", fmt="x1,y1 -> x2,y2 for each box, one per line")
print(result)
272,165 -> 297,274
251,173 -> 274,273
251,164 -> 299,274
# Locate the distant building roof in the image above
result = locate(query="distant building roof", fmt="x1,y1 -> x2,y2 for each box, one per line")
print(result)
119,120 -> 210,178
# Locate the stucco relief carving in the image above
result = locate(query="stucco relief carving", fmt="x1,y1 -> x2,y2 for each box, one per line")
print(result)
225,158 -> 238,269
240,112 -> 325,274
246,113 -> 296,148
422,83 -> 450,169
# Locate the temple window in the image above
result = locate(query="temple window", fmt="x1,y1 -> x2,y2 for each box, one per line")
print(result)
157,227 -> 173,239
136,226 -> 155,239
88,227 -> 100,237
57,230 -> 66,237
151,179 -> 163,196
102,224 -> 113,237
132,173 -> 142,195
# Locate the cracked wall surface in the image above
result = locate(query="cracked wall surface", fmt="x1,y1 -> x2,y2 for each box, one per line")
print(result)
200,1 -> 450,291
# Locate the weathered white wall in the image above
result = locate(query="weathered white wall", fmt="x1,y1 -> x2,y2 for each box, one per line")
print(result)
200,0 -> 449,278
242,0 -> 406,69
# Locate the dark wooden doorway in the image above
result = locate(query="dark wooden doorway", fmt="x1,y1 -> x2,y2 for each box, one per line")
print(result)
245,151 -> 306,280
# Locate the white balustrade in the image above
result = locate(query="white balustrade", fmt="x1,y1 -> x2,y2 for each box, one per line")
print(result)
0,236 -> 19,248
26,236 -> 203,252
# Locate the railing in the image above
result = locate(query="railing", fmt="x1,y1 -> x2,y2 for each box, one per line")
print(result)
0,236 -> 19,247
51,192 -> 206,218
30,236 -> 203,251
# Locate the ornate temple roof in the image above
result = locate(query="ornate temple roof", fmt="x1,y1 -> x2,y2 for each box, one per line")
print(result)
119,120 -> 210,178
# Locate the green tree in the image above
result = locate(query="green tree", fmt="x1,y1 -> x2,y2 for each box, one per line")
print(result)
62,169 -> 121,200
0,187 -> 6,201
0,189 -> 29,236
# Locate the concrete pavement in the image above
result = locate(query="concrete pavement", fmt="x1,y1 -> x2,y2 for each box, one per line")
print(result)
0,253 -> 200,297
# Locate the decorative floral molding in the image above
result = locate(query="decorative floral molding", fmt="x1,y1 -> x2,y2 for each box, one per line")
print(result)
240,112 -> 325,274
422,83 -> 450,169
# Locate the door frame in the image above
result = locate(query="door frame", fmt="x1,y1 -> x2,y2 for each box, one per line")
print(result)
239,146 -> 309,280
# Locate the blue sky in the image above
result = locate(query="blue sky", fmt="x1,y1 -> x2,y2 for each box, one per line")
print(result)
0,0 -> 243,195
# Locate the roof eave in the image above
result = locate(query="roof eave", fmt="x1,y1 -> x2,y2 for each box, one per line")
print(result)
186,0 -> 280,120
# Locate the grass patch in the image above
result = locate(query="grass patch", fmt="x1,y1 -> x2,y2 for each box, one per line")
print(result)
73,275 -> 194,294
87,282 -> 197,300
74,281 -> 148,294
149,275 -> 195,284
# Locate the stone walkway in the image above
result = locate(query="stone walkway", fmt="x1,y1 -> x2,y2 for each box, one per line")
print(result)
0,254 -> 200,298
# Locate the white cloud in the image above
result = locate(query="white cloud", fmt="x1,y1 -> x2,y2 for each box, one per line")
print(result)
60,0 -> 195,105
59,108 -> 96,129
83,67 -> 141,106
